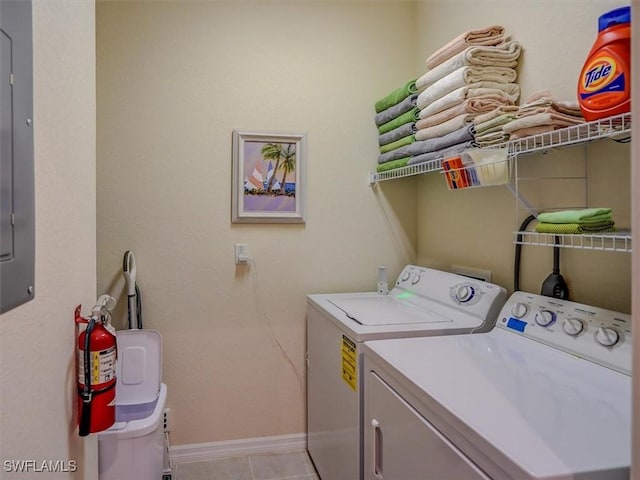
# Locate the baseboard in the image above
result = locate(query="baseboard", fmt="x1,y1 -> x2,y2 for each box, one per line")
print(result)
170,433 -> 307,464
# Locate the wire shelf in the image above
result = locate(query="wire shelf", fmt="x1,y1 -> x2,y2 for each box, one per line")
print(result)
513,230 -> 632,253
369,112 -> 631,185
506,112 -> 631,157
369,158 -> 442,185
371,112 -> 633,253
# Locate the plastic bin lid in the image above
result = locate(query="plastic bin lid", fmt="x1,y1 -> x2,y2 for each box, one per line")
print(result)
115,329 -> 162,406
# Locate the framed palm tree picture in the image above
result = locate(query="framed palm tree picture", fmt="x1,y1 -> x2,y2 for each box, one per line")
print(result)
231,130 -> 307,223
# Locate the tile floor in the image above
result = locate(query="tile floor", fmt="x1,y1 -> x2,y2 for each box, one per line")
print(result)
173,450 -> 319,480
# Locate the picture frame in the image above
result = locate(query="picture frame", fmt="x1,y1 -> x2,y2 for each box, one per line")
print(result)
231,130 -> 307,224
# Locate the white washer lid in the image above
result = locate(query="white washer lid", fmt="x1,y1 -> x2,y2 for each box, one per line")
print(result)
115,329 -> 162,405
328,296 -> 456,326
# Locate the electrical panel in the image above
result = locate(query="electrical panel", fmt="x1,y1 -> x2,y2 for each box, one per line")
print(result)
1,0 -> 35,313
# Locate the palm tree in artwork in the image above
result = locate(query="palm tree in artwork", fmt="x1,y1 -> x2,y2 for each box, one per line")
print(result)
278,143 -> 296,196
261,143 -> 283,193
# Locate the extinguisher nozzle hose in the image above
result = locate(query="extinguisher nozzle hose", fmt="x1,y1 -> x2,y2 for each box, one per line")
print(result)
78,317 -> 96,437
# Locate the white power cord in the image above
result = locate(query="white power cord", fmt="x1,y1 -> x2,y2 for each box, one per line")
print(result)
162,431 -> 173,479
248,258 -> 305,393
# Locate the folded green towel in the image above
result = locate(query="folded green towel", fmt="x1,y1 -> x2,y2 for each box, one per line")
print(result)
375,79 -> 418,113
379,134 -> 415,154
376,157 -> 410,173
537,208 -> 612,224
378,108 -> 420,135
535,221 -> 616,234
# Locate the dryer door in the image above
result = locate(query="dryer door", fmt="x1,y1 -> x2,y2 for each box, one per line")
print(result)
364,371 -> 489,480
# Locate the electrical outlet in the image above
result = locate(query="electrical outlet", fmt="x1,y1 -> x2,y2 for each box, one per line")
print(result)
163,408 -> 172,432
235,243 -> 249,264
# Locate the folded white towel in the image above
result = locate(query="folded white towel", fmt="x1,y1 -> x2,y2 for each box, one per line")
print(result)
416,97 -> 513,131
426,25 -> 506,69
417,41 -> 522,92
419,83 -> 521,119
508,125 -> 556,139
475,130 -> 511,147
518,90 -> 583,116
417,67 -> 517,110
503,112 -> 584,134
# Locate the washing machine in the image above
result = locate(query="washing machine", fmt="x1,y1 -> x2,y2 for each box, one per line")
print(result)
306,265 -> 508,480
362,291 -> 632,479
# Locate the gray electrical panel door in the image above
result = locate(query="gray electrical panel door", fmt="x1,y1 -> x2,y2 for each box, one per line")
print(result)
0,0 -> 35,313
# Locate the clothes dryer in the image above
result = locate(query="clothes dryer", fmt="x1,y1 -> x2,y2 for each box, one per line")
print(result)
306,265 -> 507,480
362,291 -> 632,479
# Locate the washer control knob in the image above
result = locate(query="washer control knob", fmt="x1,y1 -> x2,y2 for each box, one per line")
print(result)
596,327 -> 620,347
411,273 -> 421,285
401,270 -> 411,282
562,318 -> 585,336
511,302 -> 529,319
453,284 -> 475,303
534,309 -> 556,327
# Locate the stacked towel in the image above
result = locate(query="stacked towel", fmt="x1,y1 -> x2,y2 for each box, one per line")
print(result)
534,208 -> 616,234
378,108 -> 420,135
417,41 -> 522,91
503,91 -> 584,140
375,79 -> 419,113
406,124 -> 476,166
419,85 -> 520,119
425,25 -> 506,70
473,105 -> 519,146
375,80 -> 420,172
379,123 -> 475,166
375,94 -> 418,126
377,157 -> 411,173
415,112 -> 476,141
406,25 -> 521,169
417,67 -> 518,110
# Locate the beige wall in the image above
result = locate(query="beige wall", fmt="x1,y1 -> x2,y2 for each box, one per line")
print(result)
414,0 -> 631,312
0,0 -> 98,478
96,1 -> 417,445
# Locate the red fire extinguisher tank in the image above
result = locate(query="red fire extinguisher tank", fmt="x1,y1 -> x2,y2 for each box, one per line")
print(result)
76,306 -> 117,435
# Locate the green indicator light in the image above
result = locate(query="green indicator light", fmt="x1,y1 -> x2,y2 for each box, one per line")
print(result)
396,292 -> 413,299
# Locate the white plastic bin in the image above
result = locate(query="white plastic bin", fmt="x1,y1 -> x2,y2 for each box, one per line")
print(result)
97,330 -> 167,480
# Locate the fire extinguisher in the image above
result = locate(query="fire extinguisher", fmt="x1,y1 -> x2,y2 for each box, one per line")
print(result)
74,295 -> 117,436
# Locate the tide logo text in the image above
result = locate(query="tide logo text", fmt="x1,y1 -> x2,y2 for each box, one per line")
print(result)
583,60 -> 616,90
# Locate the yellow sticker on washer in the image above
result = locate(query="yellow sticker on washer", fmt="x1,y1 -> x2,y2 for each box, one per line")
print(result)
341,335 -> 357,391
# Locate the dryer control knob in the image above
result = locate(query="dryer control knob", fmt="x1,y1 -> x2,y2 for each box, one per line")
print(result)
401,271 -> 411,282
562,318 -> 585,336
453,284 -> 475,303
534,309 -> 556,327
511,302 -> 529,319
411,274 -> 421,285
596,327 -> 620,347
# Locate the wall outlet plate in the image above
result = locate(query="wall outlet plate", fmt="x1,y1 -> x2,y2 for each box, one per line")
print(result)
235,243 -> 249,264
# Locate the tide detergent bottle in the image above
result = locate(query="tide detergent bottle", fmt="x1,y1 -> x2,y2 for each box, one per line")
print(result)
577,6 -> 631,121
